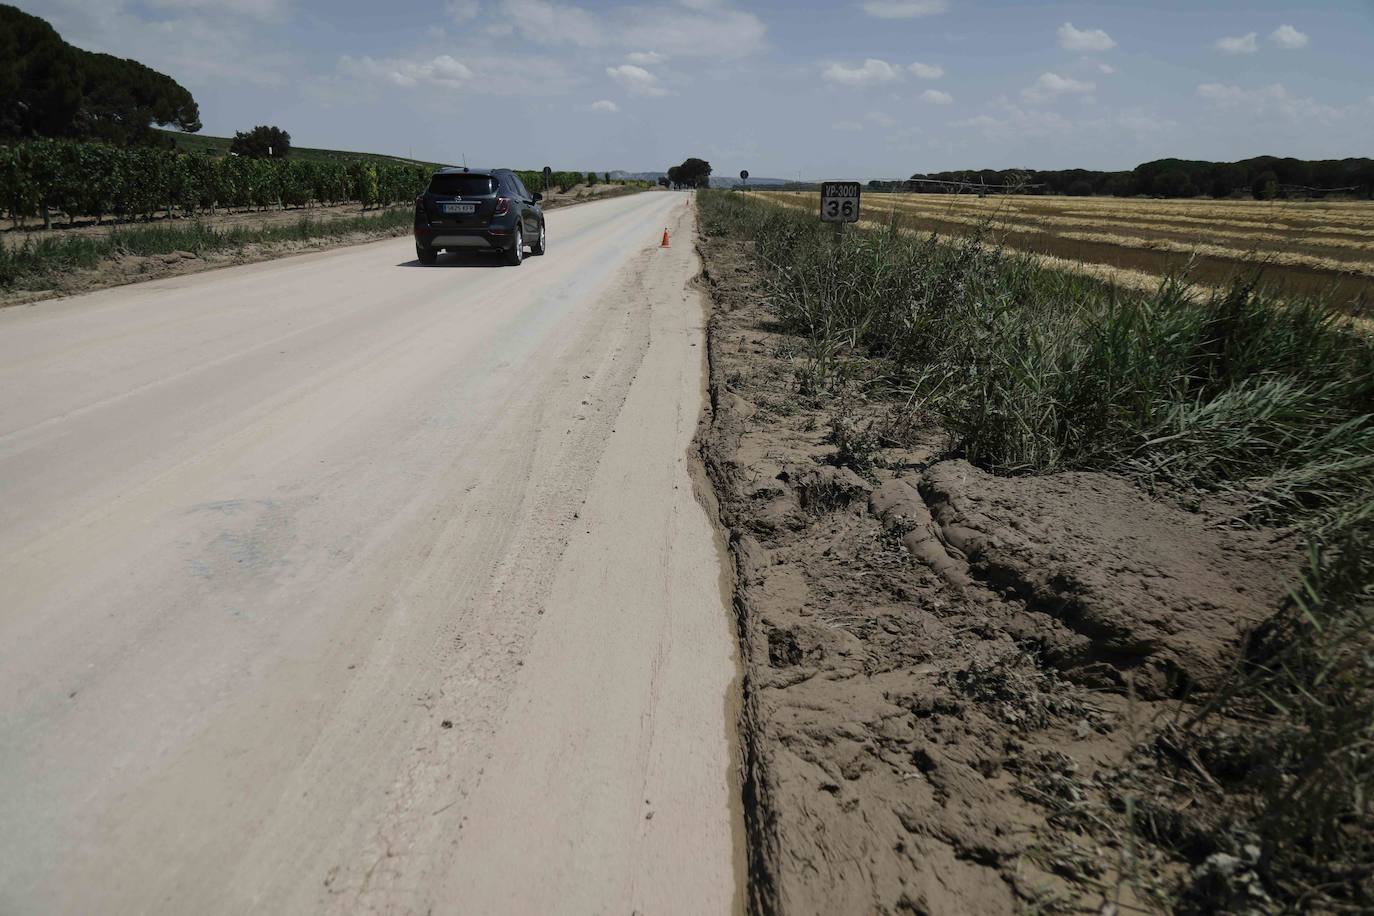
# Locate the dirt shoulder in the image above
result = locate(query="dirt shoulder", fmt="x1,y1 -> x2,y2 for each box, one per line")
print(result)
694,221 -> 1305,913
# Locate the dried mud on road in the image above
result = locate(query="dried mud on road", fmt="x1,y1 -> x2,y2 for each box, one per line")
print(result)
694,227 -> 1306,913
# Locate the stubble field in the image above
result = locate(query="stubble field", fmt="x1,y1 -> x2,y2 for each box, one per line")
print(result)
753,190 -> 1374,310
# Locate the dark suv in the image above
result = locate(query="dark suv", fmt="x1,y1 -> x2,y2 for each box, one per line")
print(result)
413,168 -> 546,266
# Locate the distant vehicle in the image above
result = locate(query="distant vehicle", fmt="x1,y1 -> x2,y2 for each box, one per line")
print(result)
413,168 -> 546,266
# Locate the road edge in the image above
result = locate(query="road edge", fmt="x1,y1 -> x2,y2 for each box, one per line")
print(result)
1,189 -> 651,311
690,214 -> 780,916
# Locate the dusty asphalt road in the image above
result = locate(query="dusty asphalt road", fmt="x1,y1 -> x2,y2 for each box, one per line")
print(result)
0,192 -> 742,914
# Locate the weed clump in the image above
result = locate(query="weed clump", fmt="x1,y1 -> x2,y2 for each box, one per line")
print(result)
700,189 -> 1374,528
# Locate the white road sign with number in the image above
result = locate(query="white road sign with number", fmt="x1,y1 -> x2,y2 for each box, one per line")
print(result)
820,181 -> 861,223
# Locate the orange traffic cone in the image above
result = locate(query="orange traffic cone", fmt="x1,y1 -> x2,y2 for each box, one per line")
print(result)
660,228 -> 670,248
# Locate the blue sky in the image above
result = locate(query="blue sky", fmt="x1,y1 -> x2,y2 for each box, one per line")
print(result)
16,0 -> 1374,178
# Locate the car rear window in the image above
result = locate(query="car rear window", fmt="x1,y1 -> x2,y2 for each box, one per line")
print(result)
428,174 -> 496,196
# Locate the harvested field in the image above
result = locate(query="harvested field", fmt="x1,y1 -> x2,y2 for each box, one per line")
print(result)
753,191 -> 1374,310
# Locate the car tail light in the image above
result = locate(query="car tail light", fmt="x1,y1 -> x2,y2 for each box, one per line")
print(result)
493,196 -> 512,216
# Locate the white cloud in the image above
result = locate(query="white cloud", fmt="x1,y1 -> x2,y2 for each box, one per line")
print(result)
140,0 -> 291,20
953,105 -> 1073,140
822,58 -> 904,87
445,0 -> 480,22
1270,24 -> 1309,49
1196,82 -> 1349,124
821,58 -> 947,91
501,0 -> 602,46
956,114 -> 997,129
39,0 -> 292,88
1196,83 -> 1245,104
327,49 -> 574,99
620,4 -> 764,58
860,0 -> 949,18
1021,72 -> 1095,103
606,63 -> 667,96
832,120 -> 865,132
331,50 -> 574,97
1114,111 -> 1177,133
921,88 -> 953,105
954,103 -> 1176,141
591,99 -> 619,112
1098,63 -> 1116,75
625,50 -> 666,65
1215,32 -> 1259,54
865,111 -> 897,127
340,54 -> 473,89
1057,22 -> 1116,52
495,0 -> 763,58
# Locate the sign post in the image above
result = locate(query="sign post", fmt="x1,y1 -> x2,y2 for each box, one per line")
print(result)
820,181 -> 860,223
542,165 -> 552,196
820,180 -> 860,241
739,169 -> 749,191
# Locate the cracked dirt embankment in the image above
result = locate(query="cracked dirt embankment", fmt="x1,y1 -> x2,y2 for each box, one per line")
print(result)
693,224 -> 1302,914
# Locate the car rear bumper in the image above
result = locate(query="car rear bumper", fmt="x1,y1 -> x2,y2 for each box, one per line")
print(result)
414,225 -> 514,250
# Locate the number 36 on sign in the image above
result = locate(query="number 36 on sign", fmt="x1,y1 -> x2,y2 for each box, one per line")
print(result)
820,181 -> 861,223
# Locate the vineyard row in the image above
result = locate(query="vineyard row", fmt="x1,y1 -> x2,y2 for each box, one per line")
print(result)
1,140 -> 591,226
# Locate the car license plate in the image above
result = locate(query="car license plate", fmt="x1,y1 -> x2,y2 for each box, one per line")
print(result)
442,203 -> 476,214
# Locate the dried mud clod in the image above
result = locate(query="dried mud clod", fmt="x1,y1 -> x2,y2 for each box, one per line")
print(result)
918,459 -> 1296,699
693,221 -> 1306,914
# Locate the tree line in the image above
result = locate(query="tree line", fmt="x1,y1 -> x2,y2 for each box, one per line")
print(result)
871,156 -> 1374,200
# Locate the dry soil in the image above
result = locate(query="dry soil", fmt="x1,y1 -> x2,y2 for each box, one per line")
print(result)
694,222 -> 1302,914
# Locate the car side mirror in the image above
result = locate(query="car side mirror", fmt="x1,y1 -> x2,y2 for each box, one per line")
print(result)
531,192 -> 543,202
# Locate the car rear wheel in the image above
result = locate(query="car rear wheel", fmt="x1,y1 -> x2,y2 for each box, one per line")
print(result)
531,221 -> 547,256
416,242 -> 437,265
504,226 -> 524,266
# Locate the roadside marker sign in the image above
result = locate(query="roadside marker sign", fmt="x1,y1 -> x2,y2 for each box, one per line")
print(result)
820,181 -> 861,223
